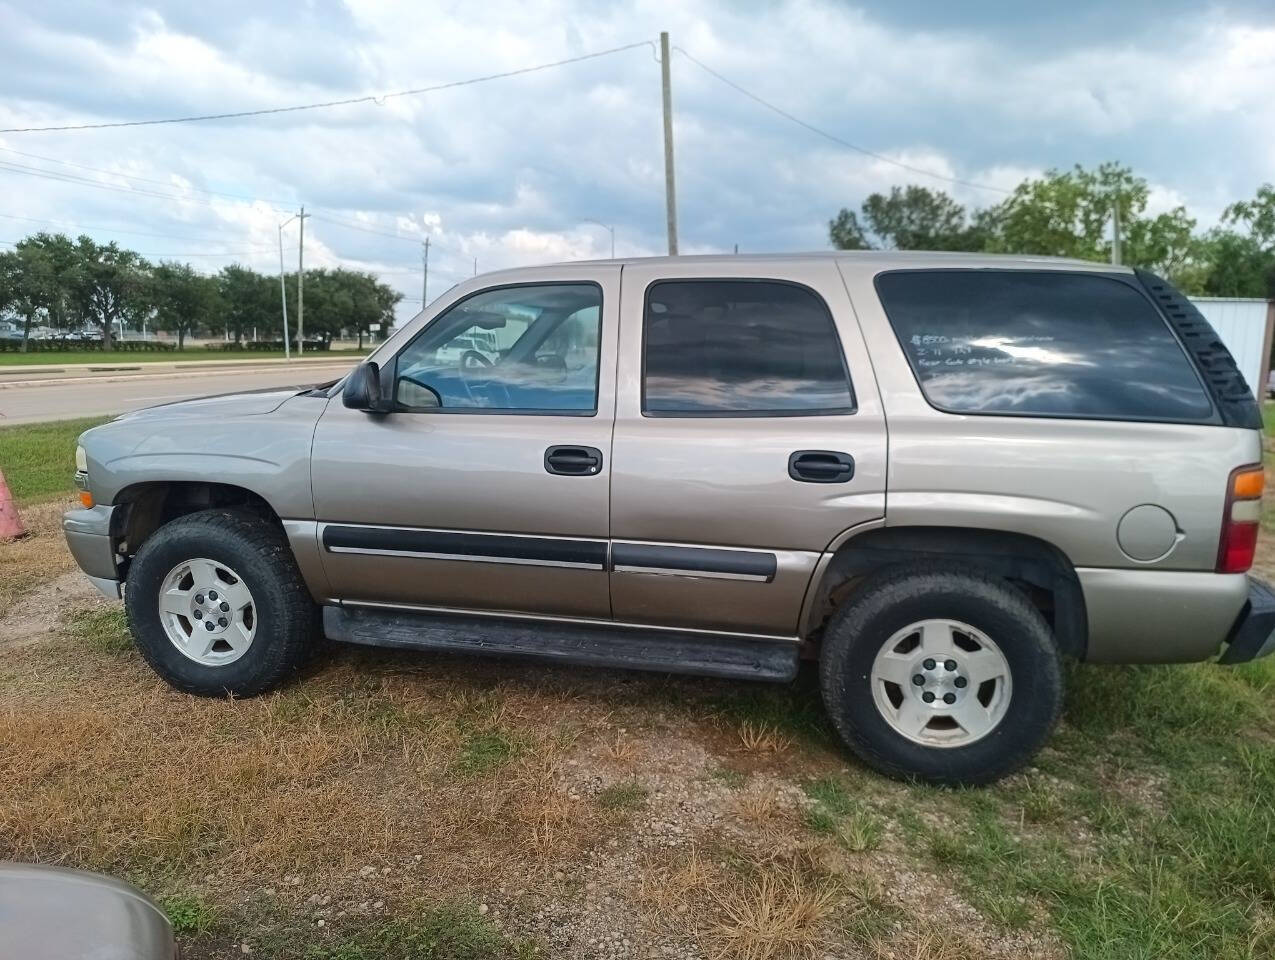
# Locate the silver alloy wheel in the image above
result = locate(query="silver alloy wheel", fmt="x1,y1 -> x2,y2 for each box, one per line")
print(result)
869,619 -> 1012,747
157,558 -> 257,666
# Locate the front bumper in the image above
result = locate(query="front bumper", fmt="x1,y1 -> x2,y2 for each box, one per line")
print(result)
1219,577 -> 1275,665
63,504 -> 121,598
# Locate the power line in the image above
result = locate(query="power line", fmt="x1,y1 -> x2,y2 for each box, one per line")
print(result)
0,147 -> 296,207
674,47 -> 1011,196
0,211 -> 275,247
311,213 -> 422,243
1,41 -> 655,134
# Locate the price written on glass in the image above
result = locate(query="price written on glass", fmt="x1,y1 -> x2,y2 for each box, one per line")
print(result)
910,334 -> 1057,368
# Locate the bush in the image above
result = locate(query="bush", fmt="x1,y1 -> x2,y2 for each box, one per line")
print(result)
204,339 -> 330,352
0,337 -> 176,353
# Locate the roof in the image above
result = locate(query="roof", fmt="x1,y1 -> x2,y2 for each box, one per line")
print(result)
474,250 -> 1131,279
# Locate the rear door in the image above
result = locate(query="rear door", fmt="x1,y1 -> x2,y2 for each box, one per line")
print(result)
310,267 -> 618,619
608,258 -> 887,636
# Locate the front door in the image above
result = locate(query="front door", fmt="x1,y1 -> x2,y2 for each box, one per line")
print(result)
311,268 -> 619,619
609,259 -> 887,636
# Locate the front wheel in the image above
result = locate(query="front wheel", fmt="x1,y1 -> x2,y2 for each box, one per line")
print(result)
124,509 -> 317,697
819,564 -> 1063,786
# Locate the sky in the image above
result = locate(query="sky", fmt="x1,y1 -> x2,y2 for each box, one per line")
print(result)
0,0 -> 1272,324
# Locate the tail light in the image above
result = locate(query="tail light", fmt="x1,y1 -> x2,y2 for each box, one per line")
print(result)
1217,465 -> 1264,573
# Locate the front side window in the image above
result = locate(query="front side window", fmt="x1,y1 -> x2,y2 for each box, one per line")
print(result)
642,279 -> 855,416
394,283 -> 602,413
876,270 -> 1214,421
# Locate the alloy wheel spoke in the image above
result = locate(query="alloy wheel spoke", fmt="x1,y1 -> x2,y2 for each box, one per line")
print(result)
873,650 -> 916,687
188,558 -> 222,592
894,700 -> 933,739
949,698 -> 996,740
963,649 -> 1006,687
919,621 -> 956,656
158,588 -> 190,618
223,621 -> 254,652
217,579 -> 253,612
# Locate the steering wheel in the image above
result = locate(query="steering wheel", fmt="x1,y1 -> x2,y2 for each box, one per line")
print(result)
460,350 -> 492,371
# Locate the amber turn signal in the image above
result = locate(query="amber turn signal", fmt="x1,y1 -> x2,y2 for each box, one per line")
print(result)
78,490 -> 95,509
1232,467 -> 1265,500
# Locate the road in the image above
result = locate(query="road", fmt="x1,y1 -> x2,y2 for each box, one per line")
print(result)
0,362 -> 356,425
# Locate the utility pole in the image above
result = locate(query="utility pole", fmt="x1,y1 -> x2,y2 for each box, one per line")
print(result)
297,206 -> 309,355
1111,196 -> 1122,266
660,31 -> 678,256
422,237 -> 430,305
473,257 -> 478,277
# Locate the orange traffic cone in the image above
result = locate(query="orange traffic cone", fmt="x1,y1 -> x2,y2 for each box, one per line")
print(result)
0,467 -> 27,540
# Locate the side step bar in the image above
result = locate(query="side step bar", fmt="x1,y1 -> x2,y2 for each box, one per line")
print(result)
322,605 -> 799,683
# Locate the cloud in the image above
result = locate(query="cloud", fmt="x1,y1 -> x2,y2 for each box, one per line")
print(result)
0,0 -> 1271,324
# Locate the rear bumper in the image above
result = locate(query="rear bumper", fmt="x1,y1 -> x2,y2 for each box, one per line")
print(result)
1078,567 -> 1249,663
1218,577 -> 1275,665
63,504 -> 122,598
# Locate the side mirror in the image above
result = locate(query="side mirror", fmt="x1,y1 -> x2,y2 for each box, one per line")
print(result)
342,361 -> 385,412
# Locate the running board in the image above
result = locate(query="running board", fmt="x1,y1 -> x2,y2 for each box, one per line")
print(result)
322,605 -> 799,683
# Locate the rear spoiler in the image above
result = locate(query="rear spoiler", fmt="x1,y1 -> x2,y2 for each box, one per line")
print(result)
1136,269 -> 1262,430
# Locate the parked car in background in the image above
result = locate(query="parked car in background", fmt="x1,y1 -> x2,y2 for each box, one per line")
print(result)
0,862 -> 175,959
63,252 -> 1273,785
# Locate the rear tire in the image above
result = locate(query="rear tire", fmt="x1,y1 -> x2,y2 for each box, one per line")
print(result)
124,509 -> 317,697
819,563 -> 1063,786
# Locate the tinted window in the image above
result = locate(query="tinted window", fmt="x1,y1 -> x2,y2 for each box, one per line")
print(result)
394,283 -> 601,413
642,280 -> 854,415
876,271 -> 1213,421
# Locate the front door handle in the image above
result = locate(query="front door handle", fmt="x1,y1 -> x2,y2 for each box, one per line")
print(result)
789,450 -> 854,483
545,445 -> 603,476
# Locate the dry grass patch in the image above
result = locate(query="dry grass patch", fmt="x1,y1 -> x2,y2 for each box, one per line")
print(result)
0,499 -> 79,612
736,721 -> 793,756
0,625 -> 617,896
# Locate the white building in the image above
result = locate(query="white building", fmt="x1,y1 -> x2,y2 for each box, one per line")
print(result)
1191,298 -> 1275,398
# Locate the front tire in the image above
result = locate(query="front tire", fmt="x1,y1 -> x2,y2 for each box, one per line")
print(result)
819,564 -> 1063,786
124,509 -> 317,697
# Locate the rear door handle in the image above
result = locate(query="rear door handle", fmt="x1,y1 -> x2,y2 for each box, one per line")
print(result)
545,445 -> 603,476
788,450 -> 854,483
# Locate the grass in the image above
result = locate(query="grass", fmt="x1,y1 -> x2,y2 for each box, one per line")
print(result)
596,779 -> 648,811
5,410 -> 1275,958
161,894 -> 218,937
0,416 -> 107,504
0,348 -> 366,366
293,905 -> 538,960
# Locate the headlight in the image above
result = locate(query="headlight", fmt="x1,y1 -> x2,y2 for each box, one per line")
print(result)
75,445 -> 88,474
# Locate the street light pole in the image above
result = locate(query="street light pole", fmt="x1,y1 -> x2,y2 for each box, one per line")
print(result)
277,214 -> 298,361
582,219 -> 616,258
297,205 -> 308,356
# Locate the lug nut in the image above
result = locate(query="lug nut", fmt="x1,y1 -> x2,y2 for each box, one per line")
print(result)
193,610 -> 203,620
922,658 -> 936,670
922,691 -> 935,703
219,601 -> 230,612
195,594 -> 204,604
204,620 -> 215,631
954,676 -> 968,688
943,693 -> 956,705
911,674 -> 925,686
944,659 -> 957,671
208,590 -> 218,601
218,617 -> 228,627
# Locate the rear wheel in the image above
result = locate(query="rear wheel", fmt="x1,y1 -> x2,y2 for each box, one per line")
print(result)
124,509 -> 316,697
819,564 -> 1063,785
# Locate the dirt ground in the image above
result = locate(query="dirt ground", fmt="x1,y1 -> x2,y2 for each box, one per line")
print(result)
4,499 -> 1275,959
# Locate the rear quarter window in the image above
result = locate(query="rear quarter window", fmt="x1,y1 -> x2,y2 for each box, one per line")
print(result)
875,270 -> 1214,422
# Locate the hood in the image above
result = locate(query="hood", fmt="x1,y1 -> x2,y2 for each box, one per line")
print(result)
114,385 -> 310,423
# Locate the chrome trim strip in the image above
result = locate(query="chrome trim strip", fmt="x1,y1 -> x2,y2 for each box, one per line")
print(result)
611,564 -> 771,582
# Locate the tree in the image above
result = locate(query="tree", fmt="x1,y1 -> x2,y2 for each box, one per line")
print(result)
151,262 -> 219,349
66,236 -> 150,349
829,186 -> 985,251
298,268 -> 402,348
828,209 -> 871,250
218,264 -> 277,343
1,234 -> 80,350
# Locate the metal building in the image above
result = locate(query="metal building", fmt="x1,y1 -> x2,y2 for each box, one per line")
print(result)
1191,298 -> 1275,399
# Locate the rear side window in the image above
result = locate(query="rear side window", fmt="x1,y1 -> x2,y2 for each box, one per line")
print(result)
642,279 -> 855,416
876,270 -> 1214,421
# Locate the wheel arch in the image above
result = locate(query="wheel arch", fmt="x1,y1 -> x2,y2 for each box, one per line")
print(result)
801,525 -> 1087,658
110,480 -> 283,571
